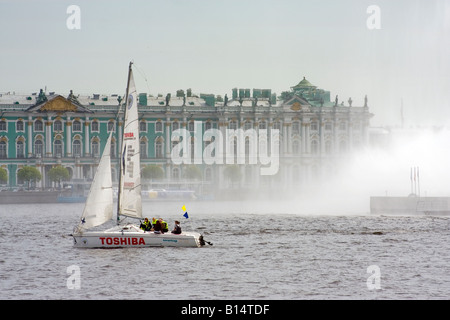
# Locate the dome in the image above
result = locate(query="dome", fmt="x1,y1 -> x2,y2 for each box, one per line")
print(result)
291,77 -> 316,90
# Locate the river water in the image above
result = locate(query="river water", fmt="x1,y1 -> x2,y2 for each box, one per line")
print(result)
0,201 -> 449,300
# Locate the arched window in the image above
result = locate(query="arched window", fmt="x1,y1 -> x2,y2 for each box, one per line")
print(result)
54,120 -> 63,131
293,140 -> 300,155
16,120 -> 24,131
311,140 -> 319,155
73,140 -> 82,157
91,120 -> 99,132
0,120 -> 6,131
0,141 -> 7,158
16,140 -> 25,158
54,140 -> 62,157
73,120 -> 81,132
155,121 -> 162,133
108,121 -> 115,132
35,139 -> 43,157
92,140 -> 99,157
140,121 -> 147,132
140,140 -> 147,158
155,138 -> 163,159
34,120 -> 43,132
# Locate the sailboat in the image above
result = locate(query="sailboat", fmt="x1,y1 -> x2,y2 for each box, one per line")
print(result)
72,62 -> 207,248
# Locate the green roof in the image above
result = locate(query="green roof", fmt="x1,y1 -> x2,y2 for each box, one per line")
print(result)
292,77 -> 316,89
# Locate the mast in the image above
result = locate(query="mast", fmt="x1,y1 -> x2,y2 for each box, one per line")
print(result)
116,61 -> 133,224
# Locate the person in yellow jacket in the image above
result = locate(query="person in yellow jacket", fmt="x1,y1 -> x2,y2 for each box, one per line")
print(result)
160,218 -> 169,233
140,217 -> 151,231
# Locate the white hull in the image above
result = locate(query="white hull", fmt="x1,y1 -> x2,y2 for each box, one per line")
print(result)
72,224 -> 204,248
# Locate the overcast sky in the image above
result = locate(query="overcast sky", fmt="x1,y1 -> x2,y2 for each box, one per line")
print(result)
1,0 -> 449,126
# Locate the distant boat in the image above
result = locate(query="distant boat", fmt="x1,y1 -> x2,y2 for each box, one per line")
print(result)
71,62 -> 209,248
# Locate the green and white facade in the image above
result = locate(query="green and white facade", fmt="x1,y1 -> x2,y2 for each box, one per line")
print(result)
0,77 -> 372,194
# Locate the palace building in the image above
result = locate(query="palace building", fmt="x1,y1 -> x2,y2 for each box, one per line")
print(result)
0,77 -> 372,196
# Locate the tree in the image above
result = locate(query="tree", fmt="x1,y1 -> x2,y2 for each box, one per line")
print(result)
141,165 -> 164,181
0,167 -> 7,184
48,165 -> 70,189
17,166 -> 42,190
183,165 -> 202,181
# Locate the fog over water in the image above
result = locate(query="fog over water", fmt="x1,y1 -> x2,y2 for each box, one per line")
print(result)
235,127 -> 450,215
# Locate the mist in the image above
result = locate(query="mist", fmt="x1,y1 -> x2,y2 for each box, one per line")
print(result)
209,126 -> 450,216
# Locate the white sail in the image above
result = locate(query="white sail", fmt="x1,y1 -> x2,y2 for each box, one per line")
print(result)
118,65 -> 142,219
77,132 -> 113,231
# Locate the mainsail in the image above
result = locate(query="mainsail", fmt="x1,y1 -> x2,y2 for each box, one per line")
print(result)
77,132 -> 113,231
118,63 -> 142,220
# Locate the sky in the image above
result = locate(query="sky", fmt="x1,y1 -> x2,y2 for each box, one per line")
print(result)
0,0 -> 449,126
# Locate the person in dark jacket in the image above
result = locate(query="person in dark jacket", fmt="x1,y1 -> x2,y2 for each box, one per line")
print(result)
171,220 -> 182,234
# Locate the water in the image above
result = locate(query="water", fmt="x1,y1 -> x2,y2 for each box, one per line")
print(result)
0,201 -> 449,300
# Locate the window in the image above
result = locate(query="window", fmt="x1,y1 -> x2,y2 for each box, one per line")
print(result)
73,140 -> 81,157
54,120 -> 62,131
54,140 -> 63,157
108,121 -> 115,132
16,140 -> 25,158
140,121 -> 147,132
140,140 -> 147,158
0,121 -> 6,131
91,121 -> 99,132
0,141 -> 7,158
273,121 -> 281,131
293,140 -> 300,155
16,120 -> 24,131
34,120 -> 43,132
155,121 -> 162,133
172,121 -> 179,131
73,120 -> 81,132
110,141 -> 116,158
311,140 -> 319,155
229,120 -> 237,130
311,122 -> 318,131
35,140 -> 43,157
155,139 -> 163,159
259,121 -> 266,130
244,121 -> 252,130
92,140 -> 99,157
292,122 -> 300,134
205,121 -> 212,131
188,121 -> 194,132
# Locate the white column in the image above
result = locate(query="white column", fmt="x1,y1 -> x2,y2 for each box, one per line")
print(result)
27,116 -> 33,157
84,116 -> 90,156
66,116 -> 72,156
165,118 -> 171,158
45,115 -> 52,157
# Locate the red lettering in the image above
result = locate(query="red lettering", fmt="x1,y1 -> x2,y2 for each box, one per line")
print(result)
124,132 -> 134,138
139,238 -> 145,245
120,238 -> 127,245
114,238 -> 120,245
100,237 -> 105,245
132,238 -> 138,245
106,238 -> 112,245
